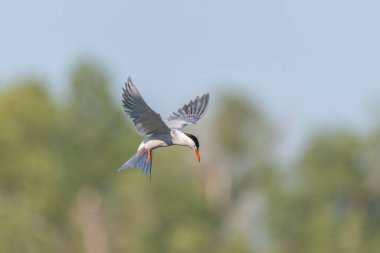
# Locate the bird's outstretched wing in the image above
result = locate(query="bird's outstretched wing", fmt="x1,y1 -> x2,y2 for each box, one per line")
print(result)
166,93 -> 210,130
122,77 -> 170,136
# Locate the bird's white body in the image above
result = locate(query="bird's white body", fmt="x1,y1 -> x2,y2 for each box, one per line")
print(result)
138,130 -> 195,151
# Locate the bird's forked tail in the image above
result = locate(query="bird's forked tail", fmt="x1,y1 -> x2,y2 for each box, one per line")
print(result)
117,149 -> 153,178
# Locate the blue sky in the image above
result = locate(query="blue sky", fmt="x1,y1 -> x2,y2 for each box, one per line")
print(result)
1,0 -> 379,158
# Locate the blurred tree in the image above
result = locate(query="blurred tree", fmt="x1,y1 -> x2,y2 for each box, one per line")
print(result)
214,92 -> 276,194
215,92 -> 275,160
211,91 -> 277,252
268,129 -> 380,253
361,126 -> 380,252
0,81 -> 64,252
58,61 -> 137,191
55,61 -> 139,251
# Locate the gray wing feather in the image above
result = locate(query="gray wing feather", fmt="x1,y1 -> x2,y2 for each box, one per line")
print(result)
122,77 -> 170,136
166,93 -> 210,130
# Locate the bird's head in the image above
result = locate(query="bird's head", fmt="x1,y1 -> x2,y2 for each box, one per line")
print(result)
185,133 -> 200,162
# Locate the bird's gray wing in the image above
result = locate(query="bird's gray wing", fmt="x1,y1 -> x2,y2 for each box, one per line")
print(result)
166,93 -> 210,130
122,77 -> 170,136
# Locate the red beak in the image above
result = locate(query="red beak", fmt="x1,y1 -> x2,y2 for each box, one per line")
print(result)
194,147 -> 200,162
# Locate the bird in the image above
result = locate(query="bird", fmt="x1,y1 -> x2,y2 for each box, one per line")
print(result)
117,77 -> 210,178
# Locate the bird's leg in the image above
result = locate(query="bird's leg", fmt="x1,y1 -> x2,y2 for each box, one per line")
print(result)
147,149 -> 151,164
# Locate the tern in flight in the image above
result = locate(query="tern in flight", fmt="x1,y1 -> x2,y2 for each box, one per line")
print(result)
117,77 -> 209,178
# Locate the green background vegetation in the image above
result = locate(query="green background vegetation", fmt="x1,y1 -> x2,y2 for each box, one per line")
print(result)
1,61 -> 379,253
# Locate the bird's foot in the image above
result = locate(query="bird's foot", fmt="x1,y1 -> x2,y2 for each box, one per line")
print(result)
147,149 -> 151,164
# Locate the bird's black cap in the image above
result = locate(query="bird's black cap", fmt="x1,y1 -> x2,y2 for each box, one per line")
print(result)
185,133 -> 199,150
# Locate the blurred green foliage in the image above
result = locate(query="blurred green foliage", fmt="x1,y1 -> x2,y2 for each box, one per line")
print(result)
0,61 -> 379,253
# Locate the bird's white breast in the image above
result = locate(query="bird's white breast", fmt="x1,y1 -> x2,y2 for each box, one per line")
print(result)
137,130 -> 193,151
138,133 -> 173,151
